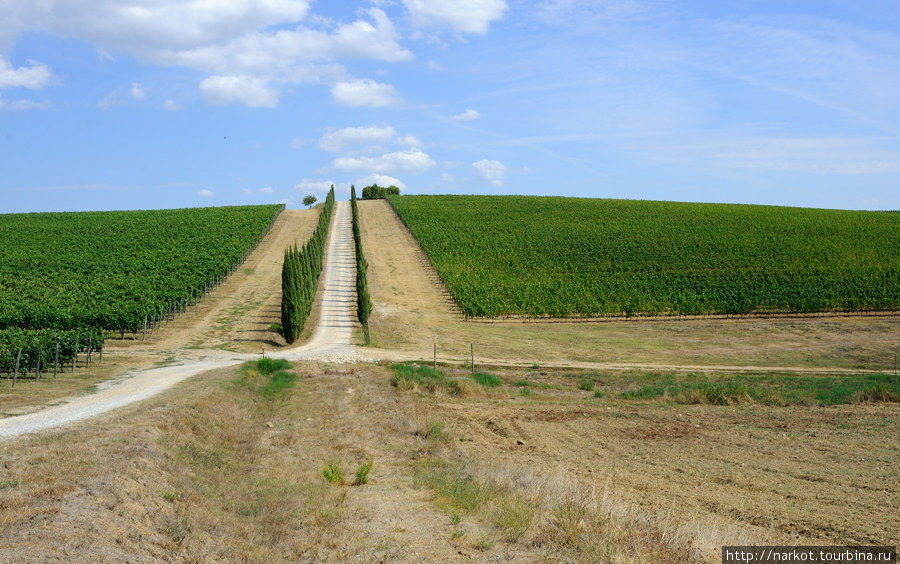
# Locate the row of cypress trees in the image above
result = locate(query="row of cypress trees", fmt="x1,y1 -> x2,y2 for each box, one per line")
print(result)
350,186 -> 372,343
280,186 -> 335,343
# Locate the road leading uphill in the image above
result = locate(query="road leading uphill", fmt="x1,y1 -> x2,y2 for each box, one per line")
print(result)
0,201 -> 359,440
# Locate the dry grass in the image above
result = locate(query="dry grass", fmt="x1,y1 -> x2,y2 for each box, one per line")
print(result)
414,456 -> 756,562
3,362 -> 896,561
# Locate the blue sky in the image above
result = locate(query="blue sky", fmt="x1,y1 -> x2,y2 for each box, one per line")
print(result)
1,0 -> 898,213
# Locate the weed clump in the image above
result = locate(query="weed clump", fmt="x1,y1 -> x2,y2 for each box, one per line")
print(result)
472,372 -> 503,388
354,460 -> 373,485
391,363 -> 461,395
256,357 -> 291,375
322,462 -> 345,485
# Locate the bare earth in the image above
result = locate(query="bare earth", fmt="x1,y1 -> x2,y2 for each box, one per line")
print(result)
0,199 -> 897,561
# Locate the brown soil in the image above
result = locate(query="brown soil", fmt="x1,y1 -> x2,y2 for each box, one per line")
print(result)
431,369 -> 899,548
357,199 -> 899,372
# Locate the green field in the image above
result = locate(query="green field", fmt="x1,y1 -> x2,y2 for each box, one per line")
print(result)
387,195 -> 900,317
0,205 -> 283,333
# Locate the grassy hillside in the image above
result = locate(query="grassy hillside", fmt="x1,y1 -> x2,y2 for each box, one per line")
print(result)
0,205 -> 283,332
387,195 -> 899,317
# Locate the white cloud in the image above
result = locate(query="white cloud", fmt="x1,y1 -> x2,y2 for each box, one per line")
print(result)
318,125 -> 422,153
395,134 -> 422,147
294,178 -> 335,193
318,124 -> 396,152
0,57 -> 54,90
699,137 -> 900,175
0,98 -> 51,111
259,186 -> 274,194
1,3 -> 414,108
290,137 -> 306,149
333,148 -> 436,174
403,0 -> 507,34
331,78 -> 401,107
130,82 -> 146,101
96,91 -> 120,109
199,75 -> 278,107
197,189 -> 215,198
356,174 -> 407,190
168,8 -> 411,75
472,158 -> 506,186
427,59 -> 444,71
452,108 -> 480,121
162,99 -> 183,111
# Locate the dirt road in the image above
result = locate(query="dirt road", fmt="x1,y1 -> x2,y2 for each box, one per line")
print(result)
0,202 -> 360,440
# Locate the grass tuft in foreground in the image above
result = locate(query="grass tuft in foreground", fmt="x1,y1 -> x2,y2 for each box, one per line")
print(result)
238,358 -> 297,399
472,372 -> 503,388
390,363 -> 460,395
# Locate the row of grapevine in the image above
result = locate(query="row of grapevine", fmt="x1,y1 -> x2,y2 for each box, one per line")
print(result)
0,205 -> 284,334
350,186 -> 372,343
281,187 -> 335,343
387,195 -> 900,317
0,327 -> 104,377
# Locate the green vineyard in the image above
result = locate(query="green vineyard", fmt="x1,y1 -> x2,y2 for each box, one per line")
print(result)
0,328 -> 103,376
387,195 -> 900,317
0,204 -> 283,333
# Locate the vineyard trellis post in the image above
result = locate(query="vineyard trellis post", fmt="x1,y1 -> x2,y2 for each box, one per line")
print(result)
14,349 -> 21,387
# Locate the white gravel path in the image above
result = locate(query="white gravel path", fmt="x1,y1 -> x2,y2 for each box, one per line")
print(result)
0,201 -> 360,440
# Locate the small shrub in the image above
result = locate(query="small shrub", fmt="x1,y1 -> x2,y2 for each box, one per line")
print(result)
472,372 -> 502,387
520,387 -> 534,397
322,462 -> 345,485
578,376 -> 595,391
354,460 -> 373,485
268,323 -> 283,335
593,390 -> 604,398
162,490 -> 182,502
